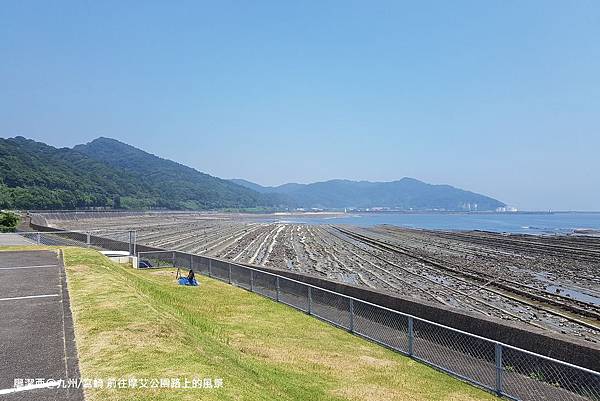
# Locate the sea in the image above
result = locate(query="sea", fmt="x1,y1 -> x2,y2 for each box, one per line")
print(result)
259,212 -> 600,235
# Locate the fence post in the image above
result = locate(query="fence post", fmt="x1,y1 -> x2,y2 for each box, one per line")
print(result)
86,232 -> 91,248
495,343 -> 504,396
36,232 -> 41,245
131,231 -> 137,256
250,270 -> 254,292
190,254 -> 193,270
172,251 -> 176,267
228,263 -> 232,284
408,317 -> 414,356
307,286 -> 312,315
276,276 -> 280,302
349,299 -> 355,333
208,259 -> 212,277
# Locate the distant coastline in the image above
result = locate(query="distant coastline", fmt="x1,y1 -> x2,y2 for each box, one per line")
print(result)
248,210 -> 600,235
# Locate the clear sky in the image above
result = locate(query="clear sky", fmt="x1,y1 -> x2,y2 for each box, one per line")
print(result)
1,1 -> 598,211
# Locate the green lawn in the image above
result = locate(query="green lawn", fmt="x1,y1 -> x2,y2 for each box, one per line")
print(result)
3,246 -> 499,401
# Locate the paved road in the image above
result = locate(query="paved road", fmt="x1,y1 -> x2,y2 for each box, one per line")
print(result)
0,234 -> 35,246
0,250 -> 83,400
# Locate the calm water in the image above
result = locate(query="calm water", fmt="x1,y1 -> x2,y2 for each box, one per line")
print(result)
260,212 -> 600,234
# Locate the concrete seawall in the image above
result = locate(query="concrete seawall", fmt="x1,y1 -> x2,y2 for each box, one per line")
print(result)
28,222 -> 600,371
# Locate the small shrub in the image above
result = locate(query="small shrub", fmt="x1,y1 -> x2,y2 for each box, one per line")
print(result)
0,210 -> 20,232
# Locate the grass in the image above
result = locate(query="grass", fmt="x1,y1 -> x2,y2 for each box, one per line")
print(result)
1,246 -> 498,401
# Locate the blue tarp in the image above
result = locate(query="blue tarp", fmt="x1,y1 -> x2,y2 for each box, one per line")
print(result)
178,277 -> 199,286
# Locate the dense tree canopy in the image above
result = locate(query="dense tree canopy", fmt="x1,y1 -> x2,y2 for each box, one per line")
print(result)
0,137 -> 280,210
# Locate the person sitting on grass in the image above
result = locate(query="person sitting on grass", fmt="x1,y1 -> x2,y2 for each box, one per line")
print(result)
187,269 -> 195,284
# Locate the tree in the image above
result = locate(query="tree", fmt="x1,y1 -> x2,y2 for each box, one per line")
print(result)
0,210 -> 19,232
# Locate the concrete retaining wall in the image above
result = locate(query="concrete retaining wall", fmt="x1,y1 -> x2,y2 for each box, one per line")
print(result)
28,221 -> 600,370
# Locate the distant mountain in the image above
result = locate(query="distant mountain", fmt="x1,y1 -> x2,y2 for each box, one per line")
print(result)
74,137 -> 284,210
229,178 -> 271,193
0,136 -> 279,210
0,135 -> 505,211
229,179 -> 302,206
229,179 -> 304,194
230,178 -> 505,211
0,136 -> 151,209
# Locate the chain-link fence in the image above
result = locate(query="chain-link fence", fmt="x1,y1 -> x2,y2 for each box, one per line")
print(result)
0,230 -> 137,254
137,249 -> 600,401
4,227 -> 597,401
138,251 -> 176,268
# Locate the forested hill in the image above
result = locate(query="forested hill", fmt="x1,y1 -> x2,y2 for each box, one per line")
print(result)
0,136 -> 279,210
74,137 -> 283,210
0,137 -> 150,209
230,178 -> 506,211
1,136 -> 504,211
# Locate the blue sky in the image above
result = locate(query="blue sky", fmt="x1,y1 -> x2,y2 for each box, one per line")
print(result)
1,1 -> 598,211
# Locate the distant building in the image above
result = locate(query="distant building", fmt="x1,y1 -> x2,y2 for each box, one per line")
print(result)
496,206 -> 518,212
461,202 -> 478,211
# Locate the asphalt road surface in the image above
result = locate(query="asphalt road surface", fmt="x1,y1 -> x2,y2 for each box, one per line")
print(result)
0,250 -> 83,400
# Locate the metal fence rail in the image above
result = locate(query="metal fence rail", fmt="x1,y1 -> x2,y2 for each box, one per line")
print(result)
137,250 -> 600,401
1,230 -> 137,254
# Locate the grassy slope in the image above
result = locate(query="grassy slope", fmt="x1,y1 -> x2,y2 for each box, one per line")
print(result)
2,246 -> 498,401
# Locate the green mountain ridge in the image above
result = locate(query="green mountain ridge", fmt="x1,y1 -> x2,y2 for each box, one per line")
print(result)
0,136 -> 279,210
0,136 -> 152,209
229,178 -> 506,211
0,136 -> 505,211
73,137 -> 283,209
